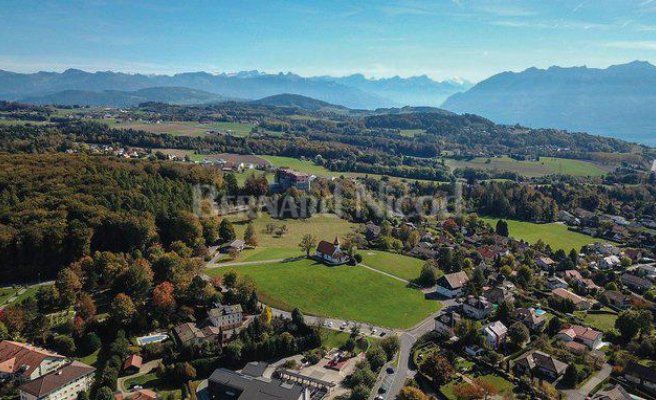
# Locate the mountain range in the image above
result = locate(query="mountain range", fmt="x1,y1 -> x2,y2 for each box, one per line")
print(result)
442,61 -> 656,145
0,68 -> 471,109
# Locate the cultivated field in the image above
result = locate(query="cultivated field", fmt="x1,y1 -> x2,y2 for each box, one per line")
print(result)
445,156 -> 608,177
209,258 -> 440,328
481,217 -> 601,252
112,120 -> 254,137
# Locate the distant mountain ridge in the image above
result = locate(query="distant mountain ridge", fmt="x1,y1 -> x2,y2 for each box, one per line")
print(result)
442,60 -> 656,145
0,68 -> 471,109
20,87 -> 230,107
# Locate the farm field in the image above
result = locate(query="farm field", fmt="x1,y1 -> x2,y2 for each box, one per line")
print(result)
228,213 -> 358,249
113,120 -> 254,137
481,217 -> 600,252
360,250 -> 428,281
208,258 -> 440,328
444,156 -> 608,177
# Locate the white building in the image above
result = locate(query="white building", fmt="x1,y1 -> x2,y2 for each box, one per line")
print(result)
483,321 -> 508,350
0,341 -> 67,381
19,361 -> 95,400
208,304 -> 244,330
435,271 -> 469,298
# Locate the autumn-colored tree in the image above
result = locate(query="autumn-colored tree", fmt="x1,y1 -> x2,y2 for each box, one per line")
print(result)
0,306 -> 26,335
56,267 -> 83,306
76,292 -> 97,321
453,383 -> 485,400
152,281 -> 176,312
244,223 -> 258,246
259,305 -> 273,326
298,234 -> 317,257
110,293 -> 136,326
398,386 -> 429,400
420,353 -> 455,387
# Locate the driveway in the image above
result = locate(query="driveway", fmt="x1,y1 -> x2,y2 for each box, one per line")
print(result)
116,359 -> 162,393
563,363 -> 612,400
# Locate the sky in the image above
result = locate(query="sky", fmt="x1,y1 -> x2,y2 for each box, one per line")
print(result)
1,0 -> 656,82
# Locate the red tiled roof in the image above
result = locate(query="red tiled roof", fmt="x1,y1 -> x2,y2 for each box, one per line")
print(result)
19,361 -> 95,397
0,340 -> 65,378
316,240 -> 337,255
123,354 -> 142,371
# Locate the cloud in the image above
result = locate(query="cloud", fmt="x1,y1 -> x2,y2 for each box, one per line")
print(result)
604,41 -> 656,50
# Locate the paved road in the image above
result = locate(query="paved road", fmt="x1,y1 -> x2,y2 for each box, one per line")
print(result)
564,363 -> 612,400
116,359 -> 162,393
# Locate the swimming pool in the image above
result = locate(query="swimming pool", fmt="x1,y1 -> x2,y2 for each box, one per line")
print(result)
534,308 -> 546,316
136,333 -> 169,346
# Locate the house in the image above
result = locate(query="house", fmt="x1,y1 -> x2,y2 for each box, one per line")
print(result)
599,255 -> 621,270
409,242 -> 438,259
483,321 -> 508,350
621,273 -> 653,293
574,278 -> 600,295
552,288 -> 592,310
535,256 -> 556,271
173,322 -> 222,348
462,296 -> 493,320
557,210 -> 580,225
208,304 -> 243,330
515,308 -> 547,332
115,389 -> 158,400
315,238 -> 350,265
513,350 -> 568,381
556,325 -> 603,350
592,384 -> 633,400
635,263 -> 656,281
624,361 -> 656,394
600,291 -> 632,310
274,168 -> 315,191
546,276 -> 568,290
221,239 -> 245,253
208,367 -> 309,400
434,311 -> 462,338
435,271 -> 469,298
0,341 -> 68,381
122,355 -> 142,375
483,284 -> 515,305
18,361 -> 95,400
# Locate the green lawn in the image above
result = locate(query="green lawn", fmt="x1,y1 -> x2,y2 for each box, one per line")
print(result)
260,155 -> 333,176
0,287 -> 18,306
360,250 -> 428,281
232,247 -> 304,263
481,217 -> 601,252
445,156 -> 608,178
123,372 -> 182,399
77,350 -> 100,367
573,310 -> 618,332
208,258 -> 440,329
441,374 -> 514,400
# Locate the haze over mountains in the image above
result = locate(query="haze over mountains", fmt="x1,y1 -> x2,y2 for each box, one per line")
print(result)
442,61 -> 656,145
0,68 -> 470,109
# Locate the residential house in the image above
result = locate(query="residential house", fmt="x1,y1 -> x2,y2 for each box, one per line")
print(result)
483,321 -> 508,350
122,355 -> 142,375
221,239 -> 246,253
18,361 -> 95,400
546,276 -> 568,290
462,296 -> 493,320
208,367 -> 309,400
0,341 -> 67,381
558,210 -> 580,225
592,384 -> 633,400
483,283 -> 515,305
315,238 -> 350,265
434,311 -> 462,338
513,351 -> 568,381
536,256 -> 556,271
556,325 -> 603,350
552,288 -> 592,310
635,263 -> 656,281
273,168 -> 315,191
208,304 -> 244,330
435,271 -> 469,298
409,242 -> 438,259
624,361 -> 656,394
600,291 -> 632,310
115,389 -> 158,400
599,255 -> 621,270
173,322 -> 222,348
621,273 -> 653,293
515,308 -> 547,332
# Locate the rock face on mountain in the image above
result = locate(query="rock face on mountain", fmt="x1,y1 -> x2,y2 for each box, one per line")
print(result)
0,69 -> 470,109
442,61 -> 656,145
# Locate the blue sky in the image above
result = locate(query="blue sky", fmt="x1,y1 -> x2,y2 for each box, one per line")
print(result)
1,0 -> 655,82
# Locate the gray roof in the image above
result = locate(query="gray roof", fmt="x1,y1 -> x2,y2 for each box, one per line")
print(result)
209,368 -> 304,400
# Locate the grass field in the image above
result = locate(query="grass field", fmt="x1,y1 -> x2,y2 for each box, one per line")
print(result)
260,155 -> 334,176
113,120 -> 254,137
208,258 -> 440,328
229,213 -> 358,249
0,287 -> 18,306
445,156 -> 608,178
123,372 -> 181,398
573,310 -> 618,332
441,374 -> 514,400
360,250 -> 428,281
481,217 -> 600,252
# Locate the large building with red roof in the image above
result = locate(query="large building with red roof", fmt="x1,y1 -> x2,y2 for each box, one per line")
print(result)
0,341 -> 67,381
